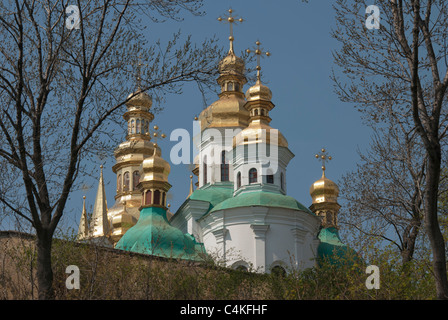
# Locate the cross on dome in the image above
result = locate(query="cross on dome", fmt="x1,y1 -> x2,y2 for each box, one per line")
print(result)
315,148 -> 332,176
246,40 -> 271,82
217,8 -> 244,53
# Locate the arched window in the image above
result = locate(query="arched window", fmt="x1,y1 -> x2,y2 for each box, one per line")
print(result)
145,190 -> 152,205
221,151 -> 229,182
237,172 -> 241,189
203,156 -> 207,185
136,119 -> 141,134
123,171 -> 130,191
130,120 -> 135,134
227,82 -> 234,91
249,168 -> 257,184
154,190 -> 161,205
133,170 -> 140,190
117,174 -> 122,193
254,109 -> 258,116
162,192 -> 166,207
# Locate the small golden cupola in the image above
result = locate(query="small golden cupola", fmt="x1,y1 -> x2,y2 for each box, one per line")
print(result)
138,138 -> 172,210
198,8 -> 250,131
234,41 -> 288,149
309,149 -> 341,229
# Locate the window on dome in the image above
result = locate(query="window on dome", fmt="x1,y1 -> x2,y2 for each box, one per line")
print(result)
145,190 -> 152,205
237,172 -> 241,189
133,170 -> 140,190
227,82 -> 234,91
249,168 -> 257,184
136,119 -> 141,134
161,192 -> 166,207
221,151 -> 229,182
130,120 -> 135,134
123,171 -> 130,191
203,156 -> 208,185
154,190 -> 161,205
234,83 -> 240,92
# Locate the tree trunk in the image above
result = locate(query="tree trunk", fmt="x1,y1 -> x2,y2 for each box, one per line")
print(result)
36,230 -> 54,300
425,144 -> 448,299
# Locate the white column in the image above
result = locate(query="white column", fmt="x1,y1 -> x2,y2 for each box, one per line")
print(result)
250,224 -> 270,272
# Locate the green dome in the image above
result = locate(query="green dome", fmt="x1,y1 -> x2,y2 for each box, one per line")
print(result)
209,190 -> 315,214
189,184 -> 234,208
317,227 -> 360,266
116,206 -> 205,261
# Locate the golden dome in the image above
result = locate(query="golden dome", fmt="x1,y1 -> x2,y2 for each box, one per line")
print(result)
246,80 -> 272,102
139,144 -> 171,185
233,120 -> 288,148
309,171 -> 340,205
218,51 -> 245,77
126,90 -> 152,111
198,94 -> 250,130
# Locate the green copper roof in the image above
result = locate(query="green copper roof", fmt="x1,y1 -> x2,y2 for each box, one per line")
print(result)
189,184 -> 234,208
317,227 -> 359,266
116,206 -> 205,261
209,190 -> 315,214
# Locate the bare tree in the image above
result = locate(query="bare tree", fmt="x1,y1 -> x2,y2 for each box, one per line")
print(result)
339,112 -> 426,264
331,0 -> 448,299
0,0 -> 222,299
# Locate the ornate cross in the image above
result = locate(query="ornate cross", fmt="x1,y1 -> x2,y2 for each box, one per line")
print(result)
246,40 -> 271,82
315,148 -> 332,174
218,8 -> 244,53
152,125 -> 166,147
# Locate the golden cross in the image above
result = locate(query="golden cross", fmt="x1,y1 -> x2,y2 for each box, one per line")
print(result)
152,125 -> 166,146
217,8 -> 244,53
315,148 -> 332,175
246,40 -> 271,82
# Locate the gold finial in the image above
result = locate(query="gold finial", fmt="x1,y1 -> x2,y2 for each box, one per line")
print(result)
218,8 -> 244,53
83,195 -> 86,200
246,40 -> 271,82
188,174 -> 194,198
315,148 -> 332,177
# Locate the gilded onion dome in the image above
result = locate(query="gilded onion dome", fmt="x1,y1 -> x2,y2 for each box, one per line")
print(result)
245,79 -> 272,102
233,80 -> 288,148
126,90 -> 152,111
309,150 -> 341,230
198,46 -> 249,131
309,169 -> 340,205
140,143 -> 171,185
138,143 -> 172,210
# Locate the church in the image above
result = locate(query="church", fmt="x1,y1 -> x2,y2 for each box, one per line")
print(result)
77,9 -> 354,274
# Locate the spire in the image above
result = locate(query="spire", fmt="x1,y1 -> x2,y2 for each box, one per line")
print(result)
77,196 -> 89,240
90,165 -> 110,238
188,175 -> 194,198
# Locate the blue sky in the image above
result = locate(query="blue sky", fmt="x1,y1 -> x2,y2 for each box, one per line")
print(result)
64,1 -> 373,232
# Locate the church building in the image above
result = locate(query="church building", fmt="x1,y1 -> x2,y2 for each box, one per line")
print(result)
77,9 -> 354,273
